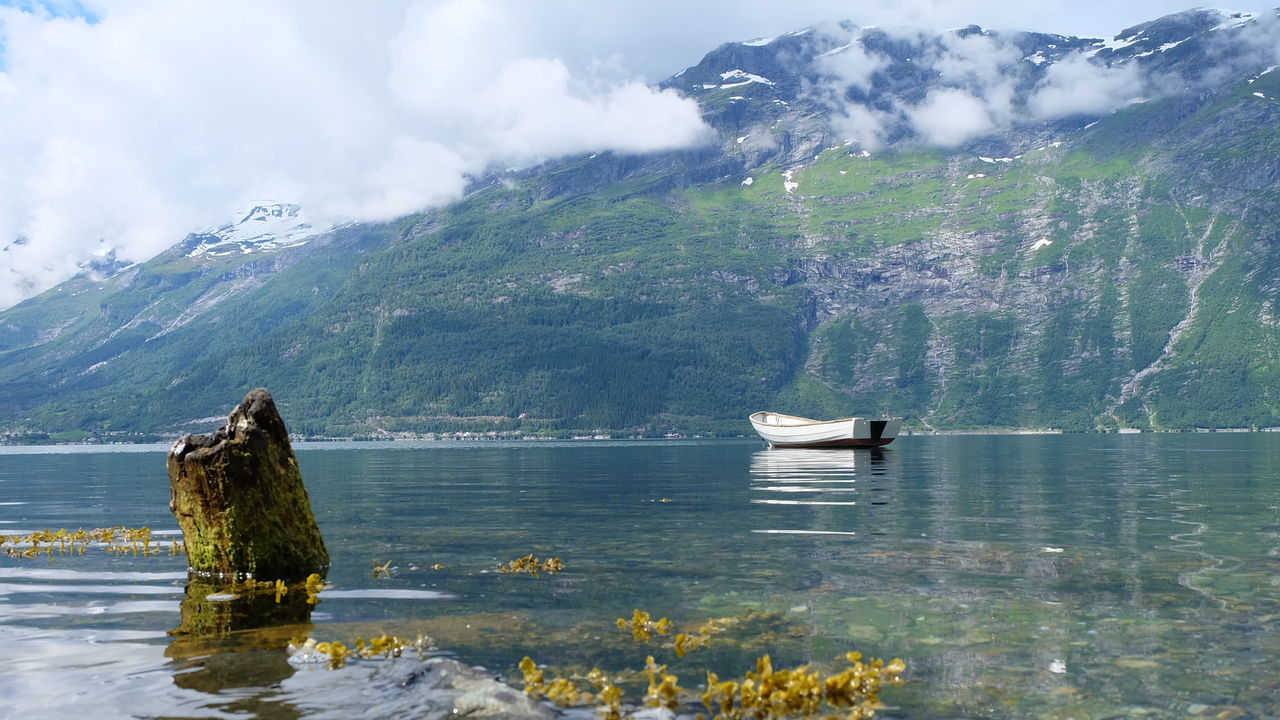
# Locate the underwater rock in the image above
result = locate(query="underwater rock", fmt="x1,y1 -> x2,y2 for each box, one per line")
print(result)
167,388 -> 329,580
628,708 -> 676,720
392,658 -> 556,720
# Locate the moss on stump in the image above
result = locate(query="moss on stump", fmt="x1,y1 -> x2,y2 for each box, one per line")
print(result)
167,388 -> 329,581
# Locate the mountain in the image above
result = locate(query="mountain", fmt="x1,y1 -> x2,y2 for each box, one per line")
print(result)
1,9 -> 1278,441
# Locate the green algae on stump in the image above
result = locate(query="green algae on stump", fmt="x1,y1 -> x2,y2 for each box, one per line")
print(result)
167,388 -> 329,581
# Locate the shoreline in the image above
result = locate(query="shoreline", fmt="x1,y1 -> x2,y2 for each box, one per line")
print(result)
4,425 -> 1280,448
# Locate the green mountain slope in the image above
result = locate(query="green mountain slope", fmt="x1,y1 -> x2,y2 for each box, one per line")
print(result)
2,13 -> 1278,439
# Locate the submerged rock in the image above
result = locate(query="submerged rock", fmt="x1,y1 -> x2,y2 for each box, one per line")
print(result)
286,657 -> 556,719
392,658 -> 556,720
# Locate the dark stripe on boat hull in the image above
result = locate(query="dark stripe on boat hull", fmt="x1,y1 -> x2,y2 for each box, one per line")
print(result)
768,438 -> 896,449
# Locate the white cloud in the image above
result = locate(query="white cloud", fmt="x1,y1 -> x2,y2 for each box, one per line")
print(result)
0,0 -> 712,309
816,34 -> 889,93
929,31 -> 1020,125
336,137 -> 470,222
829,103 -> 892,150
1028,52 -> 1143,118
932,32 -> 1015,84
809,27 -> 893,150
906,87 -> 996,147
1195,10 -> 1280,88
818,22 -> 1154,147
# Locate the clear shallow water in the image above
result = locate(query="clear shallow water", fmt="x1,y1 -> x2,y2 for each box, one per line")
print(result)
1,435 -> 1278,719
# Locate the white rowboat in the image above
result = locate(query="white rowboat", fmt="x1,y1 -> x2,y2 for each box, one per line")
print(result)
749,411 -> 902,448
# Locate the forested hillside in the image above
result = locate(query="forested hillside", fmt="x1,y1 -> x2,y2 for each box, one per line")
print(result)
1,9 -> 1278,439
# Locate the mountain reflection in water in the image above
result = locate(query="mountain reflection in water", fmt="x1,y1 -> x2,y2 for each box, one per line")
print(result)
1,436 -> 1278,719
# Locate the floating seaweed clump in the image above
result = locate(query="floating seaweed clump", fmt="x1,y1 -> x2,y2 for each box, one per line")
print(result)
304,572 -> 326,604
498,554 -> 564,578
199,573 -> 329,605
643,656 -> 684,711
620,608 -> 781,657
520,650 -> 905,720
525,610 -> 905,720
204,577 -> 291,604
1,527 -> 185,561
702,652 -> 906,720
272,578 -> 288,603
617,609 -> 673,643
288,633 -> 433,669
519,656 -> 625,720
672,613 -> 758,658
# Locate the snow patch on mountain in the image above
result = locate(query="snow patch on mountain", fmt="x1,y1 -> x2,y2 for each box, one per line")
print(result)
1211,10 -> 1257,30
188,203 -> 321,258
719,69 -> 776,87
1248,65 -> 1277,82
1094,34 -> 1141,52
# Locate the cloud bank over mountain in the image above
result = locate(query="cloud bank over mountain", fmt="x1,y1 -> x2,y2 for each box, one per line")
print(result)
0,0 -> 1275,309
0,0 -> 714,308
804,10 -> 1276,151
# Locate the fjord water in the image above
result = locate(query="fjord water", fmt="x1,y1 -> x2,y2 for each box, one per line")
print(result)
1,435 -> 1278,719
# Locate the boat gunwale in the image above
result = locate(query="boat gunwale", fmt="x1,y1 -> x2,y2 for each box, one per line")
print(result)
748,411 -> 860,429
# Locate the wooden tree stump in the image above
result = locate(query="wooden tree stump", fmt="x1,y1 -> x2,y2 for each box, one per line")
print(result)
167,388 -> 329,581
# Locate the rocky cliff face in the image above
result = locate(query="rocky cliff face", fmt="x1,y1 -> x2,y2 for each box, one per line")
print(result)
648,9 -> 1280,430
1,9 -> 1277,437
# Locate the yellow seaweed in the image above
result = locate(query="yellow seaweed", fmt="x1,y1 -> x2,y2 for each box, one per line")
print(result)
525,611 -> 905,720
498,553 -> 564,578
0,526 -> 185,564
699,651 -> 907,720
643,656 -> 683,710
295,633 -> 432,669
304,572 -> 326,605
519,656 -> 620,716
616,609 -> 672,643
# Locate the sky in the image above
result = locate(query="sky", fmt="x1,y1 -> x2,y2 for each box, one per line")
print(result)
0,0 -> 1275,309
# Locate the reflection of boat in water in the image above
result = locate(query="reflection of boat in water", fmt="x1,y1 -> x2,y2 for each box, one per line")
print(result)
749,412 -> 901,448
750,448 -> 860,507
748,447 -> 894,528
750,448 -> 866,479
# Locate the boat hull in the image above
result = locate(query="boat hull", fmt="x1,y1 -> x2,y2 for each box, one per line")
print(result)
749,412 -> 901,449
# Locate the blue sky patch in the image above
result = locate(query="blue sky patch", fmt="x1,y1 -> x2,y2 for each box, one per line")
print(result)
0,0 -> 98,22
